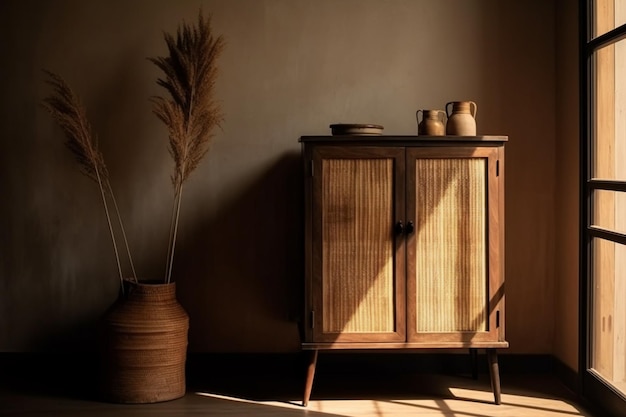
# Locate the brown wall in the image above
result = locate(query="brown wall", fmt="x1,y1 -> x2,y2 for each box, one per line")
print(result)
0,0 -> 575,356
554,0 -> 580,372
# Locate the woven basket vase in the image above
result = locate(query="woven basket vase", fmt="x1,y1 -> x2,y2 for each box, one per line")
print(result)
100,281 -> 189,403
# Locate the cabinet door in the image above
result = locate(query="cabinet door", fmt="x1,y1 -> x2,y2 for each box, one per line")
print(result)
309,146 -> 406,343
405,146 -> 504,345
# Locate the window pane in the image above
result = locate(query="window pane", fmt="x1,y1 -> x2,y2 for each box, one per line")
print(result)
593,189 -> 626,234
591,238 -> 626,395
594,0 -> 626,38
594,38 -> 626,181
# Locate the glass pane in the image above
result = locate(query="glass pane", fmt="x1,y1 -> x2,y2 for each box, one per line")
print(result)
591,238 -> 626,395
594,0 -> 626,38
593,189 -> 626,234
594,37 -> 626,180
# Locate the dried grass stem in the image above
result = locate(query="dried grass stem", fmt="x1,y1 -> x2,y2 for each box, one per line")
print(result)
150,10 -> 225,283
42,70 -> 137,290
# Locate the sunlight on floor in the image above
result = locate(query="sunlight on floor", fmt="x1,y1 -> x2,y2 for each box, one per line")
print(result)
195,392 -> 302,409
448,387 -> 589,416
195,387 -> 595,417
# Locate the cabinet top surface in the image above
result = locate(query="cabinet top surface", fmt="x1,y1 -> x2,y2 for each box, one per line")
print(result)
299,135 -> 508,143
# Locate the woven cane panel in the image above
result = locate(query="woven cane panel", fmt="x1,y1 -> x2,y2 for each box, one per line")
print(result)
415,158 -> 487,332
321,158 -> 394,333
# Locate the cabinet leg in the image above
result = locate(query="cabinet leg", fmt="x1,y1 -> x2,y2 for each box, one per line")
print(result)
486,348 -> 501,405
469,348 -> 478,380
303,349 -> 318,407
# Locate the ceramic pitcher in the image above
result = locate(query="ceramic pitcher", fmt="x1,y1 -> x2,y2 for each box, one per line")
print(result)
445,101 -> 477,136
416,110 -> 446,136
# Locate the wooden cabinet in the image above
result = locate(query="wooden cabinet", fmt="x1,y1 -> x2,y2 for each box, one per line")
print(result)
300,135 -> 508,405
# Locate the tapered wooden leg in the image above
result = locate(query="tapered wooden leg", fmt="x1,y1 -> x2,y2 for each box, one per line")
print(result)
469,348 -> 478,380
303,349 -> 318,407
486,348 -> 501,405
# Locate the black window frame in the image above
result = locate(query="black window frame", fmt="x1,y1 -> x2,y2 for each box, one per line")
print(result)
580,2 -> 626,416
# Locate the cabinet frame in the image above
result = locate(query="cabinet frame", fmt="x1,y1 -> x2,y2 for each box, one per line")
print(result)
300,135 -> 508,405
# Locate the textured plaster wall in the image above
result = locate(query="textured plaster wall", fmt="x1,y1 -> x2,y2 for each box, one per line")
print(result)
0,0 -> 567,355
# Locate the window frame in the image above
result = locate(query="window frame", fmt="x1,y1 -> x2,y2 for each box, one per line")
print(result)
580,1 -> 626,415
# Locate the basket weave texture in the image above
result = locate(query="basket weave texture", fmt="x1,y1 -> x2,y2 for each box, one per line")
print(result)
100,281 -> 189,403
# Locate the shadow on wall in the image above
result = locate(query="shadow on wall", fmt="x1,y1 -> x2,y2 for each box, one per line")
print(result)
174,151 -> 304,353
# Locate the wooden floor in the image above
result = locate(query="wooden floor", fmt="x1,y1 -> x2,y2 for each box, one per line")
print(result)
0,372 -> 599,417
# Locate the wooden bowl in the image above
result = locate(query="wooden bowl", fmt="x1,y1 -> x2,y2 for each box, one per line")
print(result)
330,123 -> 384,136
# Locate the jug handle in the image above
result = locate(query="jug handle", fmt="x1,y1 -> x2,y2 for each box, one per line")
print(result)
416,109 -> 423,124
445,102 -> 452,118
470,101 -> 477,118
438,110 -> 446,122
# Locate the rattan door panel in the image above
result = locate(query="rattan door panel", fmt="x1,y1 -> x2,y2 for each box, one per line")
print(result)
405,147 -> 503,343
311,146 -> 406,342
